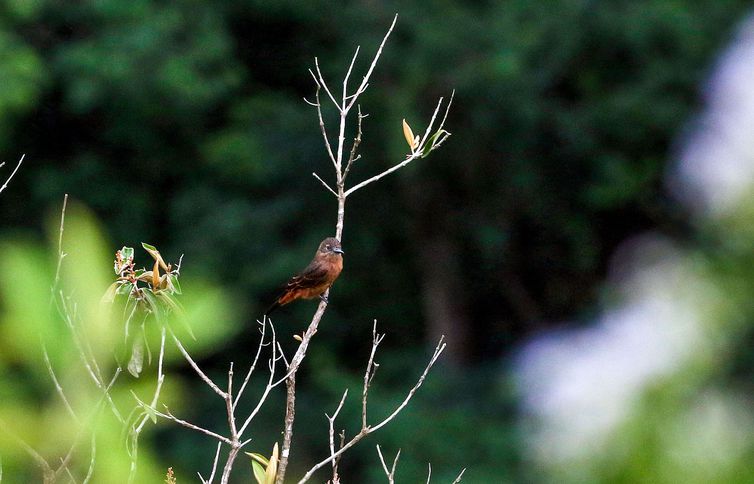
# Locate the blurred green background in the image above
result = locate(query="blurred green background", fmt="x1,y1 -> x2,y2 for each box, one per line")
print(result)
1,0 -> 754,482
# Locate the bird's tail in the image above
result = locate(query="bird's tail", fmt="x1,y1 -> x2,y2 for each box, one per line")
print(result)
265,299 -> 281,315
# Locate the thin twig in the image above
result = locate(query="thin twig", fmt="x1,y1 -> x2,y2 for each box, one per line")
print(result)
342,106 -> 364,182
170,330 -> 228,399
342,46 -> 361,105
0,154 -> 24,195
314,58 -> 341,112
0,417 -> 53,479
451,468 -> 467,483
135,326 -> 167,434
327,390 -> 349,482
233,318 -> 268,409
238,321 -> 279,435
363,321 -> 384,429
157,407 -> 233,446
313,172 -> 338,197
345,15 -> 398,112
42,345 -> 79,423
52,194 -> 69,294
376,445 -> 400,484
307,74 -> 337,168
345,152 -> 420,197
297,337 -> 446,483
198,442 -> 223,484
82,433 -> 96,484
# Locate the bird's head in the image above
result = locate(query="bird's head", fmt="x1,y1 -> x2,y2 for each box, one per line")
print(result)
319,237 -> 344,255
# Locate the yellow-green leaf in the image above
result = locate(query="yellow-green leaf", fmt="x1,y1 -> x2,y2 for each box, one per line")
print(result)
402,119 -> 415,150
246,452 -> 269,467
251,460 -> 266,484
265,443 -> 279,484
152,260 -> 160,291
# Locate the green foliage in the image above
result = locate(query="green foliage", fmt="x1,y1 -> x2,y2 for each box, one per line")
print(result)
0,206 -> 240,481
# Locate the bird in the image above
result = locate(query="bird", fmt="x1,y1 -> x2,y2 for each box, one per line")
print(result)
266,237 -> 344,314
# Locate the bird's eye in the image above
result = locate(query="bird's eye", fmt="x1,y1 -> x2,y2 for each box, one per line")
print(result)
325,244 -> 331,250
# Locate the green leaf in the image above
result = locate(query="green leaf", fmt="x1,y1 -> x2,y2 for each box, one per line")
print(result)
116,281 -> 134,296
143,290 -> 163,322
421,129 -> 447,158
246,452 -> 269,467
102,282 -> 119,303
251,460 -> 266,484
167,274 -> 182,295
127,337 -> 144,378
158,292 -> 194,340
141,242 -> 168,271
131,391 -> 157,424
120,246 -> 134,261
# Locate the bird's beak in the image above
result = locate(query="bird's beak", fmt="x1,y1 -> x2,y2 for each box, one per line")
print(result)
333,247 -> 344,254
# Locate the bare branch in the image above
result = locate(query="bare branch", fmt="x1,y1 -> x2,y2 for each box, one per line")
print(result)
425,463 -> 431,484
238,320 -> 280,436
52,194 -> 69,293
327,390 -> 349,482
342,106 -> 365,182
135,327 -> 167,434
376,445 -> 389,481
0,154 -> 24,195
0,417 -> 53,478
363,321 -> 384,429
157,407 -> 232,446
370,336 -> 445,433
345,14 -> 398,112
452,468 -> 467,483
376,445 -> 400,484
342,46 -> 361,105
419,96 -> 446,146
226,362 -> 236,437
297,336 -> 446,483
82,433 -> 96,484
314,58 -> 341,111
313,172 -> 338,197
42,345 -> 79,423
307,74 -> 337,168
205,442 -> 223,484
170,330 -> 228,399
234,318 -> 268,409
344,152 -> 421,197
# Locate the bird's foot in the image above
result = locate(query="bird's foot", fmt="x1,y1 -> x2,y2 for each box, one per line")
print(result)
319,294 -> 329,304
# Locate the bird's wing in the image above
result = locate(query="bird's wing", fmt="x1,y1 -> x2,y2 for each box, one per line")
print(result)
285,262 -> 330,289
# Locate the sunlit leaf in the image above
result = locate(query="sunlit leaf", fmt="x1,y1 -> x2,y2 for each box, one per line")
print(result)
402,119 -> 415,150
152,260 -> 160,291
142,242 -> 168,271
246,452 -> 269,467
265,443 -> 279,484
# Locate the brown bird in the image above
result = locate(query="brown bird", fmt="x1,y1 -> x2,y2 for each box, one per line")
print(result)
266,237 -> 344,314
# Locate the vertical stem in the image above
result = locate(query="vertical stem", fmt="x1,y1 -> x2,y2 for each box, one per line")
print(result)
275,374 -> 296,484
335,195 -> 346,241
220,446 -> 240,484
